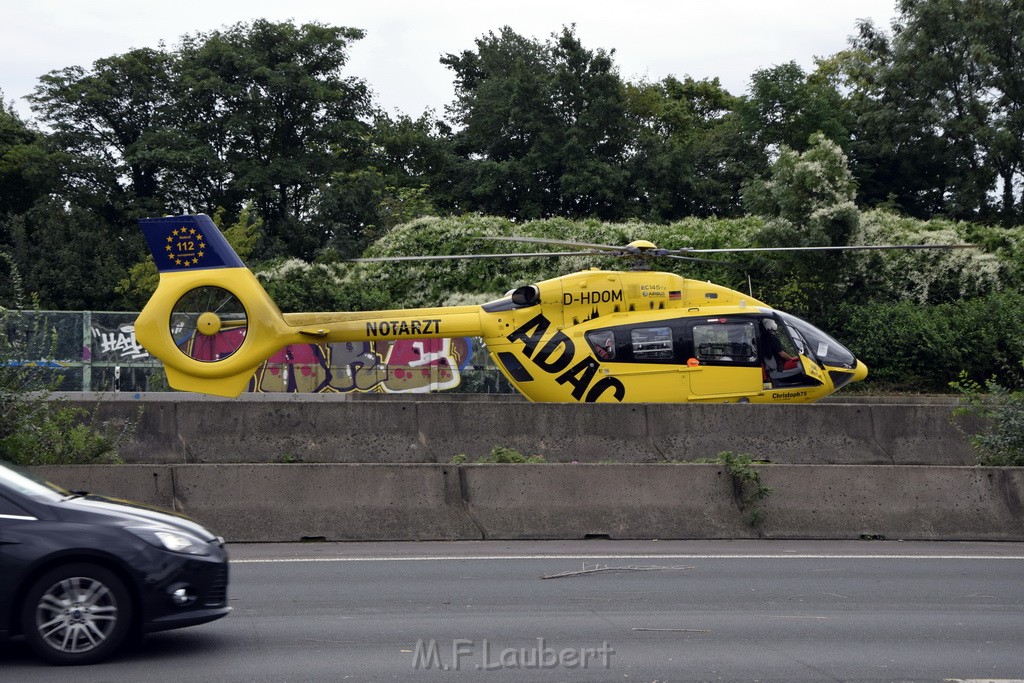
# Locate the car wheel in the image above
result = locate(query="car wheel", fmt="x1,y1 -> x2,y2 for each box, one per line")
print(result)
21,563 -> 134,665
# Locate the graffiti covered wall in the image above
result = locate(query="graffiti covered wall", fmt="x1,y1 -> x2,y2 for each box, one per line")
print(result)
249,337 -> 474,394
7,310 -> 483,394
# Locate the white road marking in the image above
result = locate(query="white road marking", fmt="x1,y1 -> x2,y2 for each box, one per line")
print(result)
232,553 -> 1024,564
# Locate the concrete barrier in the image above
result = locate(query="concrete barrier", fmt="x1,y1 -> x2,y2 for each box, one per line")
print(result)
169,464 -> 479,542
646,403 -> 888,464
760,465 -> 1024,541
459,464 -> 750,539
57,394 -> 981,466
33,464 -> 175,508
32,463 -> 1024,543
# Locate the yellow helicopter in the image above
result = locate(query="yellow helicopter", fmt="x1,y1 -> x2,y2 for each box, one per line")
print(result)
133,214 -> 969,403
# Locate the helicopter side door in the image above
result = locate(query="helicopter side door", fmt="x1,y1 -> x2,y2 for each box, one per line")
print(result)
685,318 -> 764,400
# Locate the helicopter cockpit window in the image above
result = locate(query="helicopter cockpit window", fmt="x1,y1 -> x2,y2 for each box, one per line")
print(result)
775,311 -> 857,368
693,321 -> 758,364
587,330 -> 616,360
630,327 -> 673,360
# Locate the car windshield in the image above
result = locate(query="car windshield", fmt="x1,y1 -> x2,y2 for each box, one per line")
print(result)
0,460 -> 68,503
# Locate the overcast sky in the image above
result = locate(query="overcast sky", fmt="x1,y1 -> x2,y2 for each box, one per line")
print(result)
1,0 -> 899,122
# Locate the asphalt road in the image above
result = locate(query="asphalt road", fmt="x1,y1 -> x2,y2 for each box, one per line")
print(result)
3,540 -> 1024,682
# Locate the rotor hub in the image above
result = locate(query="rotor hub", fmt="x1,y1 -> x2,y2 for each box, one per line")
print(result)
196,311 -> 223,336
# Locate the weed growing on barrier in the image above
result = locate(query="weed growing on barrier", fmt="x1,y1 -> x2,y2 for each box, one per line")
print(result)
451,446 -> 546,464
1,257 -> 133,465
1,404 -> 133,466
716,451 -> 772,530
951,370 -> 1024,466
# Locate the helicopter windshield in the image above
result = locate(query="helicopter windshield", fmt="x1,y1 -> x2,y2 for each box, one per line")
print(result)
775,311 -> 857,369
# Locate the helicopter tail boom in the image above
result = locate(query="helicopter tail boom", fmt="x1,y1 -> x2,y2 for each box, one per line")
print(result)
135,214 -> 488,397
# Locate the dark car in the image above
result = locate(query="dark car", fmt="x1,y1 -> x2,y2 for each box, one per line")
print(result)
0,460 -> 230,664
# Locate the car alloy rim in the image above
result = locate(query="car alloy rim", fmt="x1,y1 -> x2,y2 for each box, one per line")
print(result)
35,577 -> 119,653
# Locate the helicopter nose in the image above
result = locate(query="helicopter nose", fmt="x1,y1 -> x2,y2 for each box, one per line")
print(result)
852,360 -> 868,383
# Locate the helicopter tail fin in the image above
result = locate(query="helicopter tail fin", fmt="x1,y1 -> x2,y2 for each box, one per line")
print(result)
140,214 -> 245,272
135,214 -> 291,397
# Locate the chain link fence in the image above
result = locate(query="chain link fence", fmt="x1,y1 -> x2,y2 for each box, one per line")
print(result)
4,310 -> 513,395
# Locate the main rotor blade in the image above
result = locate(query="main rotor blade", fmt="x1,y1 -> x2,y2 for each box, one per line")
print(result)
479,236 -> 979,256
350,240 -> 976,264
661,254 -> 745,267
477,235 -> 634,253
669,243 -> 978,254
350,251 -> 602,263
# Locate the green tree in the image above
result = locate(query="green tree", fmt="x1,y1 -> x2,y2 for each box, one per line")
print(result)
442,26 -> 632,220
23,47 -> 185,307
738,61 -> 851,155
2,90 -> 134,310
814,23 -> 922,215
312,112 -> 452,258
365,112 -> 455,217
0,97 -> 54,219
4,200 -> 129,310
28,47 -> 177,223
27,21 -> 376,267
884,0 -> 994,221
743,133 -> 858,232
624,76 -> 757,219
829,1 -> 1024,225
173,20 -> 374,260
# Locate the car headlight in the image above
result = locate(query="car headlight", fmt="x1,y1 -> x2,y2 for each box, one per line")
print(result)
126,526 -> 211,556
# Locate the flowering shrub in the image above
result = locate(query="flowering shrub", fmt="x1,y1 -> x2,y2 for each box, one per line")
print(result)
344,214 -> 768,308
845,210 -> 1013,305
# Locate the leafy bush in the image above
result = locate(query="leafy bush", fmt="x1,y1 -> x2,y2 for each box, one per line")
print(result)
951,372 -> 1024,466
257,258 -> 392,313
834,292 -> 1024,393
452,445 -> 546,464
1,404 -> 131,466
1,256 -> 131,465
742,134 -> 858,232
